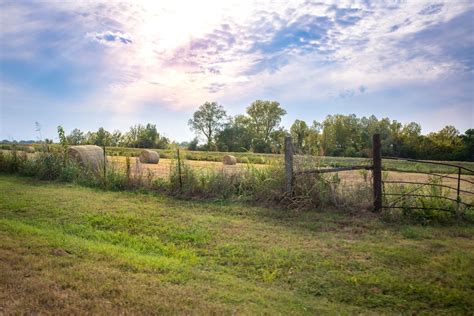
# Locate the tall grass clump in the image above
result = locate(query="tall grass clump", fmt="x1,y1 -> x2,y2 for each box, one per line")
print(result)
0,146 -> 21,173
0,143 -> 155,192
287,155 -> 372,211
168,155 -> 285,202
238,163 -> 285,202
0,146 -> 64,180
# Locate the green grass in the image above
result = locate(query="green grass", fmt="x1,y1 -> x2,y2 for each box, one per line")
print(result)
0,175 -> 473,314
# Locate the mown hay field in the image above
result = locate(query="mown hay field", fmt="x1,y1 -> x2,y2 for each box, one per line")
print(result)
109,155 -> 267,179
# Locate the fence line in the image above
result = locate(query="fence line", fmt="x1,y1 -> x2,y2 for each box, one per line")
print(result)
398,170 -> 474,185
294,165 -> 372,176
382,156 -> 474,173
384,193 -> 472,206
383,180 -> 473,195
284,134 -> 473,213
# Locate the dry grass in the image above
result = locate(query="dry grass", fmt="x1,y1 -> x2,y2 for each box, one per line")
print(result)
335,170 -> 474,201
110,155 -> 266,179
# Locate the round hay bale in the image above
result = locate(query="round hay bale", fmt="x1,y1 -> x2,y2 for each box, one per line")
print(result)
139,149 -> 159,164
24,146 -> 35,153
68,145 -> 105,171
223,154 -> 237,165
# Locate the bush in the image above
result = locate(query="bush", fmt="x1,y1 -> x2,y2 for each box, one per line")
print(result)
239,157 -> 250,164
0,150 -> 29,174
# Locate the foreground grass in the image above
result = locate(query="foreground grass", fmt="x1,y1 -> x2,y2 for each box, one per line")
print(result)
0,175 -> 473,314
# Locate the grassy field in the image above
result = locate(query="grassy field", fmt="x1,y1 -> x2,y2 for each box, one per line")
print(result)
1,175 -> 473,314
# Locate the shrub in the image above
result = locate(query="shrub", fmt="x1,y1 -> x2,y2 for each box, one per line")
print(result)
239,157 -> 250,164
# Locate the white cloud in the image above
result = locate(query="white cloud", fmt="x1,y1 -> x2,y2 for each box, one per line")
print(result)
1,0 -> 473,114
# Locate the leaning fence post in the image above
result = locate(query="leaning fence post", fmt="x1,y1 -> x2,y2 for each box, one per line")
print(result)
372,134 -> 382,212
177,148 -> 183,192
284,136 -> 294,195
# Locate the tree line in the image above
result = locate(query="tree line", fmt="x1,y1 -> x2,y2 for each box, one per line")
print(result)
187,100 -> 473,161
4,100 -> 471,161
60,124 -> 170,149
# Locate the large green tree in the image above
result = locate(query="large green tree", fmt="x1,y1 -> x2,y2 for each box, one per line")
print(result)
215,118 -> 253,152
246,100 -> 286,152
246,100 -> 286,143
306,121 -> 322,155
188,102 -> 227,150
290,119 -> 309,153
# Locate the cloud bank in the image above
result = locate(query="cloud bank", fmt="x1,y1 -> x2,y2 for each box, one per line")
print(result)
0,0 -> 473,139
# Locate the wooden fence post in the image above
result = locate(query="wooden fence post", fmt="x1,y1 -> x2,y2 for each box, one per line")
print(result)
284,136 -> 294,195
456,167 -> 461,218
373,134 -> 382,212
177,148 -> 183,192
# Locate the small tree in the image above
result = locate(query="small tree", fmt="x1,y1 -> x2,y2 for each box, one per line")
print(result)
67,128 -> 85,145
111,130 -> 122,147
188,101 -> 227,150
95,127 -> 111,147
57,126 -> 69,166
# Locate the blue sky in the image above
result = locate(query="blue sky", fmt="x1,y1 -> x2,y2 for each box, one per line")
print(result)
0,0 -> 473,142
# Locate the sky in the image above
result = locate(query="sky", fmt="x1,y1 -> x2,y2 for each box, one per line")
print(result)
0,0 -> 473,142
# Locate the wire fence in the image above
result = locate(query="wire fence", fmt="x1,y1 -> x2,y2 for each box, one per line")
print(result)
3,141 -> 473,215
381,158 -> 474,215
107,149 -> 261,181
285,135 -> 474,215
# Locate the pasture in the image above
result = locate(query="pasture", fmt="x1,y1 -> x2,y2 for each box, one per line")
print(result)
1,175 -> 473,314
